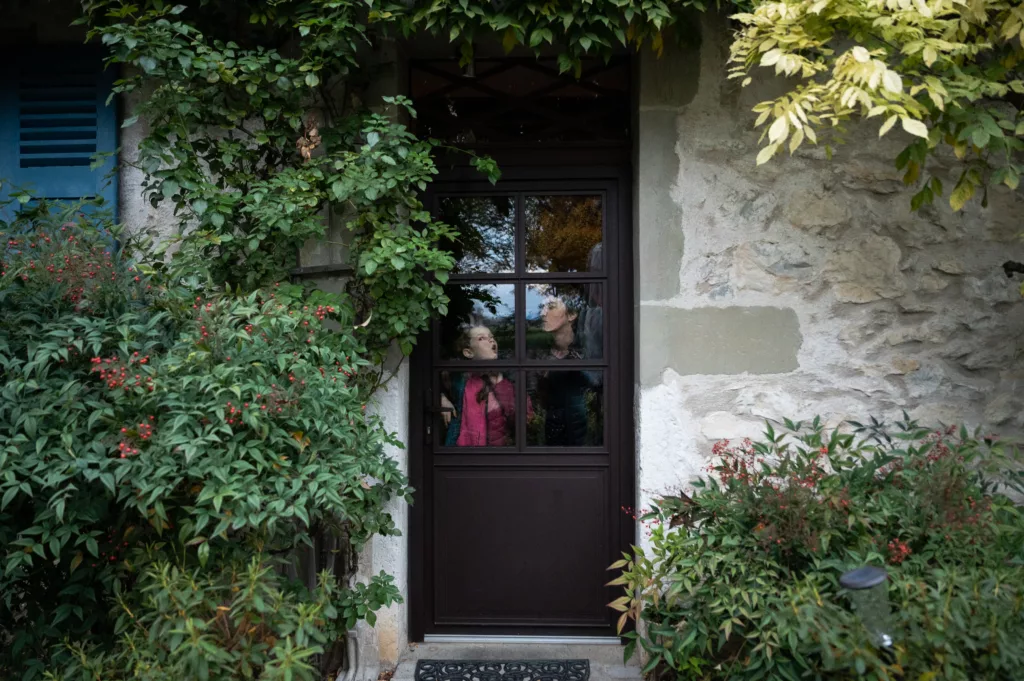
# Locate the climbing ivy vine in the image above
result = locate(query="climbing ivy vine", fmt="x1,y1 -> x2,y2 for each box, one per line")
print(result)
79,0 -> 700,362
0,2 -> 696,680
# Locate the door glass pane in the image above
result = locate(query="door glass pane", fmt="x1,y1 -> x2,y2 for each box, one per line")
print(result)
525,195 -> 603,273
526,370 -> 603,447
526,282 -> 603,360
439,196 -> 515,274
439,371 -> 518,447
440,284 -> 515,361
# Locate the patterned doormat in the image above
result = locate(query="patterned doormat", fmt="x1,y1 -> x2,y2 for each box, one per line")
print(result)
414,660 -> 590,681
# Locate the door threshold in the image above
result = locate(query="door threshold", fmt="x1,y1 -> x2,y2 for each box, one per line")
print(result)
423,635 -> 622,645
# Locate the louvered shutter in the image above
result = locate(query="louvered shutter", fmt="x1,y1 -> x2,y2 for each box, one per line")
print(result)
0,47 -> 118,212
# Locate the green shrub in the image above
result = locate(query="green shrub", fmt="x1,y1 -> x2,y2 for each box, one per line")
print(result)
612,417 -> 1024,681
1,198 -> 405,680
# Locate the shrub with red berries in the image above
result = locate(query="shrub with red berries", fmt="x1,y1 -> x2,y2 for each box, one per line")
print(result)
612,416 -> 1024,681
0,197 -> 408,677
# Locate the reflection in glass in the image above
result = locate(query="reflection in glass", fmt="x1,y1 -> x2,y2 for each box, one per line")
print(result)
440,371 -> 518,447
525,195 -> 603,273
527,370 -> 603,447
439,196 -> 515,273
440,284 -> 515,361
526,282 -> 603,361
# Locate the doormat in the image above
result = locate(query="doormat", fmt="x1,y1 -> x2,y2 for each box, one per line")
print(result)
414,660 -> 590,681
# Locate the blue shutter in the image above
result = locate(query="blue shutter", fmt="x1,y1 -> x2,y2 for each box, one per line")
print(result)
0,47 -> 118,213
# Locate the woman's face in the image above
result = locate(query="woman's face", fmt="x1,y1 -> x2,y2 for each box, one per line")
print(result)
463,326 -> 498,360
540,298 -> 575,333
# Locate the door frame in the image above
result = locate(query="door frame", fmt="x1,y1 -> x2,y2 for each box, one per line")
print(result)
408,163 -> 635,641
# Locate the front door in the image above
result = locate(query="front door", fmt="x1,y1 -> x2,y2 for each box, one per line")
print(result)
410,172 -> 633,638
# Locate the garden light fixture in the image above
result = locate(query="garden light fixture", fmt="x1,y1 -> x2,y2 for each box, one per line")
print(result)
840,566 -> 893,648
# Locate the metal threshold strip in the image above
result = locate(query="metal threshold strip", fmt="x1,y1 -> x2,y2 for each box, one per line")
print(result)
423,635 -> 622,645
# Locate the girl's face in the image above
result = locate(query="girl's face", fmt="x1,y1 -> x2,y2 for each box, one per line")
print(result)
540,298 -> 575,332
463,326 -> 498,360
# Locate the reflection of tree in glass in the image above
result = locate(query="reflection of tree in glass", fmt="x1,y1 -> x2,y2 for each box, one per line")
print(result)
441,284 -> 515,359
528,283 -> 587,316
439,197 -> 515,273
525,196 -> 602,273
527,404 -> 546,444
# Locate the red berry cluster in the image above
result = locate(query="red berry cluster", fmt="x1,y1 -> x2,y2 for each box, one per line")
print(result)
90,529 -> 130,568
90,353 -> 155,392
3,224 -> 149,310
620,506 -> 664,537
707,438 -> 763,486
192,296 -> 214,311
312,304 -> 336,320
116,440 -> 141,458
223,387 -> 301,427
116,416 -> 156,458
887,538 -> 912,564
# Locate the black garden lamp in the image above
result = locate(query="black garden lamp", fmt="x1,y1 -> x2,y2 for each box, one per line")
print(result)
839,566 -> 893,648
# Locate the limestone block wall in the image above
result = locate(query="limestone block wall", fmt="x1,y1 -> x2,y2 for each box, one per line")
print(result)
635,13 -> 1024,513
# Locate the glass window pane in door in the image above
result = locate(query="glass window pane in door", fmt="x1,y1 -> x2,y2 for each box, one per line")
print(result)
440,284 -> 515,361
439,371 -> 518,447
526,370 -> 603,447
525,195 -> 603,273
525,282 -> 603,360
439,196 -> 515,274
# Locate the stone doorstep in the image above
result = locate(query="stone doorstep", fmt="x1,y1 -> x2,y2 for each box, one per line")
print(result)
390,643 -> 643,681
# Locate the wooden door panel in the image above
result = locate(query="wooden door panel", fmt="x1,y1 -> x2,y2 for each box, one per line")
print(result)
433,467 -> 610,626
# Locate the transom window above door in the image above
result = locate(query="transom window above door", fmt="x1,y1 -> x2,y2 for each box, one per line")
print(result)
432,191 -> 610,452
409,58 -> 630,146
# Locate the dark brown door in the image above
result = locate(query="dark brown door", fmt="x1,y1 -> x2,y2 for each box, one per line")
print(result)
410,171 -> 633,638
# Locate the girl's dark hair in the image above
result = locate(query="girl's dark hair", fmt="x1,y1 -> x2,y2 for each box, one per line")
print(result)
476,374 -> 496,403
454,325 -> 475,358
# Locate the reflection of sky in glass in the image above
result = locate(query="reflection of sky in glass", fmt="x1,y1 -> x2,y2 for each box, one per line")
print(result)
525,285 -> 551,320
471,289 -> 513,321
484,285 -> 550,320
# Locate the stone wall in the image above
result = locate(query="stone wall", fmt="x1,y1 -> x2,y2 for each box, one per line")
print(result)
634,13 -> 1024,513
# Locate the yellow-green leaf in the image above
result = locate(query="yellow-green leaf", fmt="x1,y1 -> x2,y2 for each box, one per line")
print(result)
882,70 -> 902,93
756,143 -> 779,165
789,127 -> 804,153
879,115 -> 898,137
949,180 -> 975,211
768,116 -> 788,143
901,117 -> 929,138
